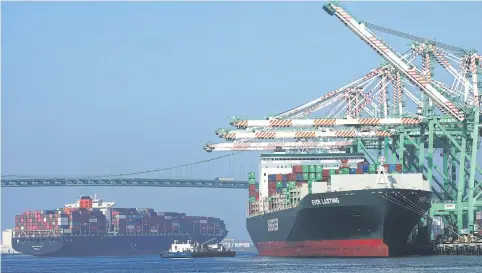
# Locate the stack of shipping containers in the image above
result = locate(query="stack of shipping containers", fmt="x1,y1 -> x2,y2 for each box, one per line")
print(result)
248,161 -> 405,216
15,202 -> 227,237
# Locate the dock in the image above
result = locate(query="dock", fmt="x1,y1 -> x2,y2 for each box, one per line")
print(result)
431,243 -> 482,256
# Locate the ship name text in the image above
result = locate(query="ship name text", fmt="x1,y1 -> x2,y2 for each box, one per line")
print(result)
267,218 -> 279,232
311,198 -> 340,206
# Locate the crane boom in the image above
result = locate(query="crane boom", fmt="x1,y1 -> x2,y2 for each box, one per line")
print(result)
323,2 -> 465,121
362,22 -> 469,56
230,117 -> 422,129
204,140 -> 355,152
219,130 -> 394,140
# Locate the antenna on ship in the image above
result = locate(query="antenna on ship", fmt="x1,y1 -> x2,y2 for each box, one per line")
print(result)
374,155 -> 393,188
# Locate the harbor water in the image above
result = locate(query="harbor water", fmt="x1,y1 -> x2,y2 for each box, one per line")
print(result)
2,252 -> 482,273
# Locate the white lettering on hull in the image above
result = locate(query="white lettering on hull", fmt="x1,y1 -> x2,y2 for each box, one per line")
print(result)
267,218 -> 278,232
311,198 -> 340,206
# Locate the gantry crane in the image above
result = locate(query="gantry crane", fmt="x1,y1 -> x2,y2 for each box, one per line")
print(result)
204,2 -> 482,235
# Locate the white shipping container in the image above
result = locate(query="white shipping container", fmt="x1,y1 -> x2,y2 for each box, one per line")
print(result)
200,220 -> 207,224
311,182 -> 328,194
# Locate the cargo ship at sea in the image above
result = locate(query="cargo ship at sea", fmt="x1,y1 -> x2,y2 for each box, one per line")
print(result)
246,152 -> 432,257
11,195 -> 228,257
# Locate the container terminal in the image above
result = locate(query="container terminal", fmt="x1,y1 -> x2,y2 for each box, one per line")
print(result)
203,1 -> 482,257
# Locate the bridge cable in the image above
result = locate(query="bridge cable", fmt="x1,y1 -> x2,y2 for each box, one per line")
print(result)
1,152 -> 241,180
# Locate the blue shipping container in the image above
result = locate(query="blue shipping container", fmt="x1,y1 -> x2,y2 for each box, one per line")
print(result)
276,188 -> 283,193
362,165 -> 369,172
389,164 -> 397,173
282,181 -> 287,187
281,174 -> 288,181
268,174 -> 276,182
349,168 -> 357,174
296,173 -> 303,181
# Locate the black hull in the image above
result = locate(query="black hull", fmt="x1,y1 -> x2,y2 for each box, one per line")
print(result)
12,234 -> 227,257
247,188 -> 431,257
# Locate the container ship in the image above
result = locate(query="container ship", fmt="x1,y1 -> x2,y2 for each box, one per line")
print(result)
246,152 -> 433,257
11,195 -> 228,257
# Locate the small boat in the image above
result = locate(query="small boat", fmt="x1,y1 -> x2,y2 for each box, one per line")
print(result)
160,239 -> 236,259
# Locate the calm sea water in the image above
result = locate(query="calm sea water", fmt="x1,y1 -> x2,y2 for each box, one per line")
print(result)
2,252 -> 482,273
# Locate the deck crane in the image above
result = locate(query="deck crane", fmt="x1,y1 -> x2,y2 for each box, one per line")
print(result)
204,2 -> 482,234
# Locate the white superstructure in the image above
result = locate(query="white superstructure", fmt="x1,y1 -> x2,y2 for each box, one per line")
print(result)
65,194 -> 116,222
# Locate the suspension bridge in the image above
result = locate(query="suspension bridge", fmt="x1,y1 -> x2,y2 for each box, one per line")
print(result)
0,178 -> 249,189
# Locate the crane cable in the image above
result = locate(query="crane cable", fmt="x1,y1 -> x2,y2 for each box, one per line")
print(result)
363,21 -> 469,56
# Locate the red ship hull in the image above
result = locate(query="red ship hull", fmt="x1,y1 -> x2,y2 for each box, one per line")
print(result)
256,239 -> 389,257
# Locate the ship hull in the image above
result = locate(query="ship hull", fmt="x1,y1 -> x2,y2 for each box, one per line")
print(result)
247,188 -> 431,257
12,234 -> 227,257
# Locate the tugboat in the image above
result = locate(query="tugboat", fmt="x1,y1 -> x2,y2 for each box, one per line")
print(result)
160,239 -> 236,258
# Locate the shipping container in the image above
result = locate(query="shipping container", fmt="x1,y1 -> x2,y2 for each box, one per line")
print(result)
309,165 -> 316,173
248,172 -> 256,179
388,164 -> 396,173
302,165 -> 310,173
362,165 -> 369,173
268,174 -> 276,182
248,184 -> 256,191
292,165 -> 303,173
340,168 -> 349,174
276,174 -> 283,181
309,173 -> 316,179
287,173 -> 296,181
322,169 -> 330,177
276,182 -> 283,188
296,173 -> 303,181
315,173 -> 322,180
395,164 -> 402,172
349,168 -> 357,174
329,169 -> 337,175
248,178 -> 256,185
302,173 -> 309,180
315,165 -> 323,173
281,174 -> 288,182
249,197 -> 256,203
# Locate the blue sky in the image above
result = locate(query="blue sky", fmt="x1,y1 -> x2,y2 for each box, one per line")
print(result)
2,2 -> 481,241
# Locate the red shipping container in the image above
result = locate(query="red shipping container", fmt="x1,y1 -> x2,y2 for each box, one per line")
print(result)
268,182 -> 277,189
249,190 -> 257,197
395,164 -> 402,172
292,165 -> 303,173
356,168 -> 363,174
275,174 -> 282,181
249,184 -> 256,191
383,164 -> 389,171
322,169 -> 330,177
255,195 -> 259,201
